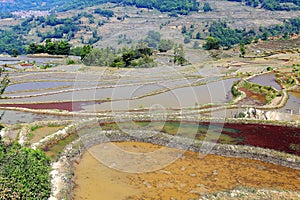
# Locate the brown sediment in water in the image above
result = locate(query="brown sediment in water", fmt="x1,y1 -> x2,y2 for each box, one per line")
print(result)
30,126 -> 65,144
73,141 -> 300,200
239,88 -> 267,105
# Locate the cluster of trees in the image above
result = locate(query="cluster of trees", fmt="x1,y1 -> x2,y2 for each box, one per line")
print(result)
259,18 -> 300,38
70,44 -> 93,60
3,0 -> 300,15
229,0 -> 300,11
0,0 -> 106,12
0,30 -> 26,55
181,24 -> 202,44
173,44 -> 187,65
81,30 -> 187,67
143,31 -> 174,52
35,15 -> 81,41
110,45 -> 155,68
207,21 -> 256,49
204,17 -> 300,50
27,39 -> 72,55
0,12 -> 13,19
1,0 -> 199,14
94,8 -> 114,18
203,36 -> 221,50
143,31 -> 161,48
82,45 -> 154,68
203,2 -> 212,12
113,0 -> 200,14
82,47 -> 117,66
37,14 -> 102,44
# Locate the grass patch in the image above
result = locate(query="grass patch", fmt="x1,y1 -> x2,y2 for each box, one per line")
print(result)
30,125 -> 42,132
43,133 -> 78,161
47,123 -> 62,127
27,132 -> 34,141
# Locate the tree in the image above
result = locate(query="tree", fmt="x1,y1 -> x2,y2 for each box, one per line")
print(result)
45,39 -> 56,54
203,3 -> 212,12
174,44 -> 187,65
56,40 -> 71,55
203,36 -> 220,50
184,36 -> 191,44
80,44 -> 93,60
144,31 -> 161,48
240,43 -> 246,57
181,26 -> 187,34
158,39 -> 174,52
195,32 -> 201,39
27,43 -> 37,54
261,31 -> 269,40
11,49 -> 19,57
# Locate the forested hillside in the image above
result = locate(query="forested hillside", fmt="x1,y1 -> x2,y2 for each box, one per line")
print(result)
2,0 -> 300,13
0,0 -> 199,14
206,17 -> 300,49
229,0 -> 300,10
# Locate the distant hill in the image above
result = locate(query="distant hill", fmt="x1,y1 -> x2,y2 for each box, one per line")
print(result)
2,0 -> 300,13
0,0 -> 199,14
229,0 -> 300,10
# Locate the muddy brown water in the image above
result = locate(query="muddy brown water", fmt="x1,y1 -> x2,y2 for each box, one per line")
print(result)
73,142 -> 300,200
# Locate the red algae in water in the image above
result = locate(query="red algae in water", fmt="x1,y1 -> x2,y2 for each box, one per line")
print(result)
221,123 -> 300,156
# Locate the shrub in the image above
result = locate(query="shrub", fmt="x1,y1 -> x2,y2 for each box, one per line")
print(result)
0,138 -> 51,199
66,58 -> 75,65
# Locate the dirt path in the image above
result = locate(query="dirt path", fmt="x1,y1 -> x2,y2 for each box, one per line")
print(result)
73,142 -> 300,200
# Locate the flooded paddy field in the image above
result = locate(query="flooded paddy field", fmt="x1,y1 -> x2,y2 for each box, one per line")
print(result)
82,78 -> 238,111
248,73 -> 281,90
1,72 -> 237,112
99,121 -> 300,155
1,54 -> 300,199
0,109 -> 72,124
6,81 -> 78,93
279,91 -> 300,115
73,141 -> 300,200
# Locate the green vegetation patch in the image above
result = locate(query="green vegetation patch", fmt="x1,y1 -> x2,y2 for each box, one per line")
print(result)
229,0 -> 300,11
0,137 -> 51,199
205,18 -> 300,49
232,80 -> 282,104
1,0 -> 200,14
44,133 -> 78,161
